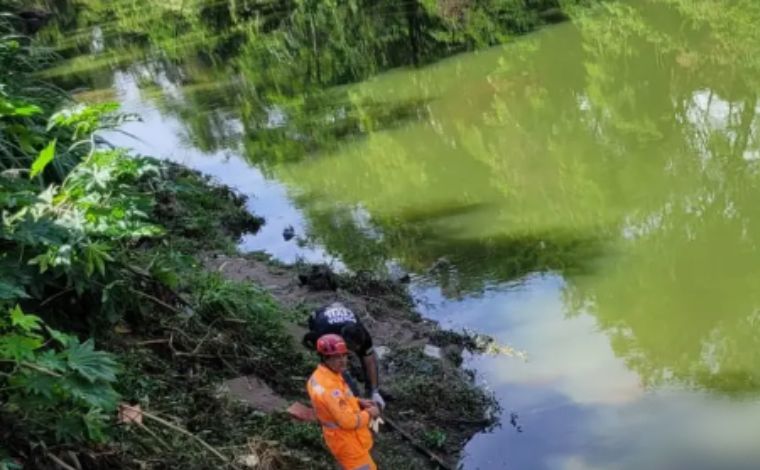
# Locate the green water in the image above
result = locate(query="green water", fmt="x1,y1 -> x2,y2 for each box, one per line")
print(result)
45,0 -> 760,468
286,0 -> 760,390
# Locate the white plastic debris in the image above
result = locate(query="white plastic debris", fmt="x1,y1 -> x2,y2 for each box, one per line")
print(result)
423,344 -> 442,360
374,346 -> 390,360
236,454 -> 260,468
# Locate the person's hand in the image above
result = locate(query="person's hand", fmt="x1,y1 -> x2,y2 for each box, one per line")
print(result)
366,405 -> 380,418
371,389 -> 386,410
358,399 -> 374,409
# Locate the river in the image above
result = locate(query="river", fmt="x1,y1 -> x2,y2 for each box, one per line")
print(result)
44,1 -> 760,468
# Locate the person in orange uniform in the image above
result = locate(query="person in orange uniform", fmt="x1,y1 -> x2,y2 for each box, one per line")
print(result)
307,334 -> 380,470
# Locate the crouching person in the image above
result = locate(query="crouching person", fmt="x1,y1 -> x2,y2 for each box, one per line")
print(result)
307,333 -> 380,470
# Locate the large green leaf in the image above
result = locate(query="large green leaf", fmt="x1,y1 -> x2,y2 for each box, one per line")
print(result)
0,333 -> 43,361
15,371 -> 59,400
0,94 -> 42,118
29,139 -> 56,179
9,216 -> 67,247
36,349 -> 67,372
0,279 -> 27,300
9,304 -> 42,332
46,326 -> 74,347
9,104 -> 42,117
65,339 -> 119,383
61,375 -> 120,410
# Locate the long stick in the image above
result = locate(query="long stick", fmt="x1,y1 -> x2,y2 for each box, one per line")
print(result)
129,288 -> 182,315
47,453 -> 77,470
136,421 -> 172,450
139,409 -> 230,465
0,359 -> 62,377
383,416 -> 454,470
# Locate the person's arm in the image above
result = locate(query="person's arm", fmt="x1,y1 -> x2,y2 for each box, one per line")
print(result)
323,389 -> 376,430
361,350 -> 386,408
362,352 -> 379,393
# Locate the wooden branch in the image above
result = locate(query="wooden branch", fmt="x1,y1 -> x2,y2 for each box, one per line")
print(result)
0,359 -> 62,377
139,409 -> 231,466
68,451 -> 83,470
47,453 -> 77,470
40,287 -> 74,307
129,288 -> 182,315
135,422 -> 172,450
121,263 -> 194,308
134,339 -> 170,346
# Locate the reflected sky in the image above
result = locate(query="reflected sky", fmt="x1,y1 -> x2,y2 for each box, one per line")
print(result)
416,275 -> 760,469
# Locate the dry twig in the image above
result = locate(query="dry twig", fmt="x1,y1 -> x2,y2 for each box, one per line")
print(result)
139,409 -> 232,466
47,453 -> 77,470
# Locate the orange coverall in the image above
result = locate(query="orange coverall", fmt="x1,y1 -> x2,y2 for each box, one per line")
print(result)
307,364 -> 376,470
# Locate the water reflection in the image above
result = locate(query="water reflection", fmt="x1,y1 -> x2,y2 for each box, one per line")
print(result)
418,276 -> 760,469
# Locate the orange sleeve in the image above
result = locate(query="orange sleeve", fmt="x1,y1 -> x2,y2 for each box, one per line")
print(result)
323,388 -> 370,430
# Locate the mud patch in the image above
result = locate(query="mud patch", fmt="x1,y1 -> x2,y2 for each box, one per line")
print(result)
223,376 -> 289,413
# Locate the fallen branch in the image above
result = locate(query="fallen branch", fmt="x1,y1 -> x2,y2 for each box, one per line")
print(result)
129,288 -> 182,315
65,452 -> 82,470
135,421 -> 172,450
189,318 -> 223,354
139,409 -> 232,467
122,263 -> 195,308
134,339 -> 170,346
0,359 -> 62,377
383,416 -> 454,470
40,287 -> 74,307
47,453 -> 77,470
432,414 -> 493,427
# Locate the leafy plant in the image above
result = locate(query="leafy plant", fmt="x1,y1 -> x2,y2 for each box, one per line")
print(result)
421,428 -> 447,450
0,42 -> 165,453
0,305 -> 119,443
1,151 -> 163,313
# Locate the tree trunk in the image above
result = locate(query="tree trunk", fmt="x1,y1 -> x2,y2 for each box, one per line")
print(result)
406,1 -> 421,67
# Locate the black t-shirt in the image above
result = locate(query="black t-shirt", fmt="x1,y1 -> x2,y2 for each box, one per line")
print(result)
308,303 -> 373,356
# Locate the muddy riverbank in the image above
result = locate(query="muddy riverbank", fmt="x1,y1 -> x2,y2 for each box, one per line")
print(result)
203,251 -> 501,468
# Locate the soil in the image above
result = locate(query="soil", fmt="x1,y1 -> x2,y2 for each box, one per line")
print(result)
203,253 -> 432,352
222,375 -> 289,413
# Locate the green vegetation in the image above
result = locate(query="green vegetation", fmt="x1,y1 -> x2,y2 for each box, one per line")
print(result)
385,348 -> 496,424
0,8 -> 327,467
421,428 -> 447,450
1,14 -> 158,457
382,347 -> 498,453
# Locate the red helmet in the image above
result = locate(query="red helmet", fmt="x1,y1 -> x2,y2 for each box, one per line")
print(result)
316,334 -> 348,356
